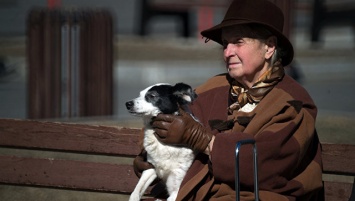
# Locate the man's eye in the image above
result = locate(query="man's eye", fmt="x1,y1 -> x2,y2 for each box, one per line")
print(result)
233,39 -> 243,44
236,39 -> 243,43
222,39 -> 243,49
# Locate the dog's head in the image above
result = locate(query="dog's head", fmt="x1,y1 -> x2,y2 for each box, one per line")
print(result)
125,83 -> 197,117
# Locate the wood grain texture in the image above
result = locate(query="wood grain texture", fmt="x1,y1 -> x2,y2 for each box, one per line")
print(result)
322,143 -> 355,175
0,155 -> 138,193
323,181 -> 353,201
0,119 -> 141,156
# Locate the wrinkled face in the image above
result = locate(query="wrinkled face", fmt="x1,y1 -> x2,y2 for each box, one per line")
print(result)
222,26 -> 275,88
125,84 -> 178,117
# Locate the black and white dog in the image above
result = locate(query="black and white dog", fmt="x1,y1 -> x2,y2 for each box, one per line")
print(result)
125,83 -> 197,201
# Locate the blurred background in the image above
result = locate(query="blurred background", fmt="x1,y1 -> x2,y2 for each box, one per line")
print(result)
0,0 -> 354,139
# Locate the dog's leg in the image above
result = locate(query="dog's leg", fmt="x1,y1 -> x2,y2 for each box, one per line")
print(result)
165,171 -> 185,201
129,168 -> 157,201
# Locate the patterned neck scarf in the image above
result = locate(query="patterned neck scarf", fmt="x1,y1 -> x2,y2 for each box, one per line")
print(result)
228,61 -> 285,112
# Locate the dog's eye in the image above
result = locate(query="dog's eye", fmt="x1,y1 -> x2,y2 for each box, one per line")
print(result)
146,92 -> 158,100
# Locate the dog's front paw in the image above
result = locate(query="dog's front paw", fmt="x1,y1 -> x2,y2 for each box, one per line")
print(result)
166,192 -> 178,201
128,193 -> 140,201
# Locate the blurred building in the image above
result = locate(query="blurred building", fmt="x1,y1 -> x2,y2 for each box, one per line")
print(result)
0,0 -> 316,38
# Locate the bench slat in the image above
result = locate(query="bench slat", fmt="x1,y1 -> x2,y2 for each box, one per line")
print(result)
324,181 -> 353,201
321,143 -> 355,176
0,119 -> 141,156
0,155 -> 139,193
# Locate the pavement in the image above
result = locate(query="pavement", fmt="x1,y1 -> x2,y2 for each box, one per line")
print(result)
0,26 -> 355,200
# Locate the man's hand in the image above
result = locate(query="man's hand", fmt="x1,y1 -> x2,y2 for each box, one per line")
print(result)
151,108 -> 213,153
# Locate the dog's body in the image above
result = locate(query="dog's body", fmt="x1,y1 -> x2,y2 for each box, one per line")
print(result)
126,83 -> 197,201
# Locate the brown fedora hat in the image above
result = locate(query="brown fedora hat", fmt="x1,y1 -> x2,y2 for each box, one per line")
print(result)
201,0 -> 294,66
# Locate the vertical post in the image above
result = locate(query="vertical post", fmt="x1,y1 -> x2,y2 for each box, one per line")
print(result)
27,8 -> 113,119
71,13 -> 80,117
61,13 -> 70,118
198,0 -> 214,40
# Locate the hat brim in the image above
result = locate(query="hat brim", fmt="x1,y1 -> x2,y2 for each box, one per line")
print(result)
201,19 -> 294,67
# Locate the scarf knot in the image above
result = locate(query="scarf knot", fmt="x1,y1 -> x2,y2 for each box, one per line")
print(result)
229,63 -> 285,113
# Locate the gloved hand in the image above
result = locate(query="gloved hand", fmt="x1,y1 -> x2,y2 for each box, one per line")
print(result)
133,149 -> 154,178
151,108 -> 213,153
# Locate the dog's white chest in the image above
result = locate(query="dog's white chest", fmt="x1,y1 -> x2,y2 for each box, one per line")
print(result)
144,128 -> 194,180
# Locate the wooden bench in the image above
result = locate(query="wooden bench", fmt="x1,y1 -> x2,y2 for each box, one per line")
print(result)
0,118 -> 354,201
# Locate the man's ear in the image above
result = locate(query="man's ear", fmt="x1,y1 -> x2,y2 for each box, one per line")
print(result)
265,36 -> 277,59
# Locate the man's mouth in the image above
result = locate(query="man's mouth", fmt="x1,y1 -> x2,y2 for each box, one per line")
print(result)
227,62 -> 240,68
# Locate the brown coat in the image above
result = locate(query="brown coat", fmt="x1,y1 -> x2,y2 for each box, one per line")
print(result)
176,74 -> 323,201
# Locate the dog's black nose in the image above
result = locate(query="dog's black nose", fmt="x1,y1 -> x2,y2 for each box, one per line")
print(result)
125,101 -> 133,110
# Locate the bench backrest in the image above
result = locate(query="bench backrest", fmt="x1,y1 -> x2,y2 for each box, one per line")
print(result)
0,119 -> 142,194
0,119 -> 354,200
321,143 -> 355,201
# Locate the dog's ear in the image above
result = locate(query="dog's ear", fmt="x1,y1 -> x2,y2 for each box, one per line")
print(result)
172,83 -> 198,105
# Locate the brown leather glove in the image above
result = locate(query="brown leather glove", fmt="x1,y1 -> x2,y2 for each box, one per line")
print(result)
133,149 -> 154,178
151,108 -> 213,153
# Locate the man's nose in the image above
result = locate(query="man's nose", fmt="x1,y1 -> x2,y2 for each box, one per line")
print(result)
224,43 -> 235,57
